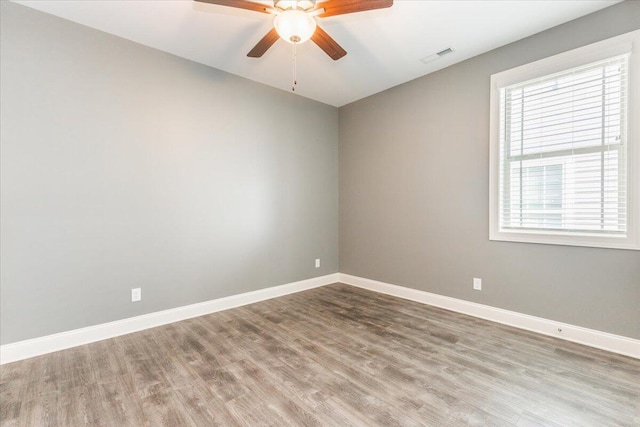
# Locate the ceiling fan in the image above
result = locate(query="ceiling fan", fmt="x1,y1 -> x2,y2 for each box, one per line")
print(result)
194,0 -> 394,61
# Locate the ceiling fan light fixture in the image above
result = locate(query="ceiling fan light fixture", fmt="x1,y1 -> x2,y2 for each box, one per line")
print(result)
274,9 -> 317,44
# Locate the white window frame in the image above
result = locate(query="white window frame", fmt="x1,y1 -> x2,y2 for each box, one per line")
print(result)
489,30 -> 640,250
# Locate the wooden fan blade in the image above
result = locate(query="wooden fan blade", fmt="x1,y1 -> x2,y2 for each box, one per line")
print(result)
317,0 -> 393,18
311,26 -> 347,61
247,28 -> 280,58
194,0 -> 270,14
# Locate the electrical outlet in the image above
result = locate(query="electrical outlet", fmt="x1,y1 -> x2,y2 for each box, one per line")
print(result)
131,288 -> 141,302
315,259 -> 320,268
473,278 -> 482,291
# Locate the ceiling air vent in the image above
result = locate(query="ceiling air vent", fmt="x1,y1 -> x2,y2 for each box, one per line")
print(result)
420,47 -> 455,65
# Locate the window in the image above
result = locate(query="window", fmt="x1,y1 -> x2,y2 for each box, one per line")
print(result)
490,30 -> 640,250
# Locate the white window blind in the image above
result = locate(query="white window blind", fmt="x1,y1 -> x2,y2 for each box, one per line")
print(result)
498,55 -> 629,236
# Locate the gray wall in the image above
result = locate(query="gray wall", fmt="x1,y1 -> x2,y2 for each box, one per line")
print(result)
1,2 -> 339,345
339,1 -> 640,339
3,1 -> 639,347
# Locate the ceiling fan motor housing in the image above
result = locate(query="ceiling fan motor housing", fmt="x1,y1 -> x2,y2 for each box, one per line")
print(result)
274,0 -> 316,12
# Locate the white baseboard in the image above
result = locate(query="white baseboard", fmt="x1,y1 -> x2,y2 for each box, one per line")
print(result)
0,273 -> 339,365
339,273 -> 640,359
4,272 -> 637,364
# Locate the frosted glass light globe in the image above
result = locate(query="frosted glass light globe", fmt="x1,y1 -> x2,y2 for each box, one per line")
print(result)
274,9 -> 317,44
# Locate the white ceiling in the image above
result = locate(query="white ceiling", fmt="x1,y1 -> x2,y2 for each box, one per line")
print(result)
16,0 -> 620,107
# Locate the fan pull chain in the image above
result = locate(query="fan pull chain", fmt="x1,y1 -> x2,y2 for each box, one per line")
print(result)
292,42 -> 297,92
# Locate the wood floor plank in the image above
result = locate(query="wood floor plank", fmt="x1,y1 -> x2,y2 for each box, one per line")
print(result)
1,284 -> 639,426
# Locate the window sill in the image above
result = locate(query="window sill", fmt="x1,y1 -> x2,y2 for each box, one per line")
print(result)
489,229 -> 640,251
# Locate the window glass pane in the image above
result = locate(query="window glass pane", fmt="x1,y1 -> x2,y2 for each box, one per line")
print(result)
507,162 -> 564,230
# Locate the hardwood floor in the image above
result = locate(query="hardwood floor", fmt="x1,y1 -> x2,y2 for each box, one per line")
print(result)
1,284 -> 639,426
